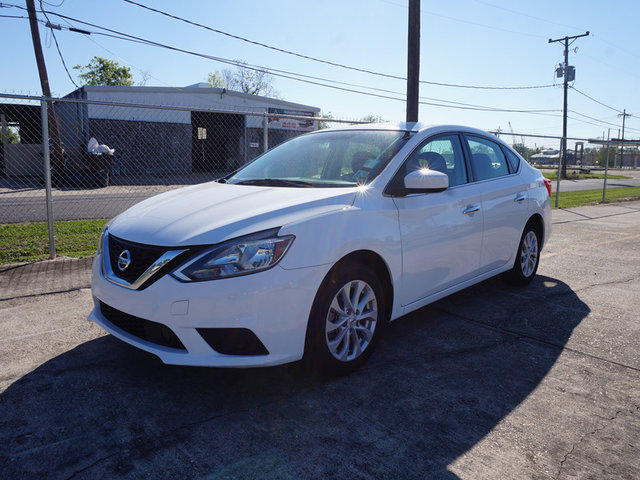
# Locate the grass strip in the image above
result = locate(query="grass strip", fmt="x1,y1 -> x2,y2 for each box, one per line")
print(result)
0,218 -> 108,264
1,187 -> 640,264
552,186 -> 640,209
542,171 -> 629,181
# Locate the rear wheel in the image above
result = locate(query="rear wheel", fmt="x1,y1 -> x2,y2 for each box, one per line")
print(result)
305,264 -> 385,374
502,223 -> 540,285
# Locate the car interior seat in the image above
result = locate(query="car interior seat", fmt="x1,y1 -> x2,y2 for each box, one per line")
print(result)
472,153 -> 494,181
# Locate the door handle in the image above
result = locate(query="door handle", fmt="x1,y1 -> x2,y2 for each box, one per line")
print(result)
463,205 -> 480,215
514,194 -> 526,202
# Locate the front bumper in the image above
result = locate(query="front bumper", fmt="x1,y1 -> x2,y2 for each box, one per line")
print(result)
89,253 -> 330,367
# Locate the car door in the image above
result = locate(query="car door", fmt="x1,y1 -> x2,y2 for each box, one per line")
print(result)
464,135 -> 529,273
390,134 -> 484,306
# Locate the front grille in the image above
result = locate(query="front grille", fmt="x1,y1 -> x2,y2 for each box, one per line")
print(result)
100,302 -> 186,351
108,235 -> 167,284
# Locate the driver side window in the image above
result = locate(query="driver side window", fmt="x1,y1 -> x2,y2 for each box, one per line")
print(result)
404,135 -> 468,187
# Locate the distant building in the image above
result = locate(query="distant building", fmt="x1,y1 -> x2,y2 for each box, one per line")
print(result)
56,84 -> 320,176
530,149 -> 575,165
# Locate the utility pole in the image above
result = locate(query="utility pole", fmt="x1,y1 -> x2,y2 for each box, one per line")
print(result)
406,0 -> 420,123
548,31 -> 589,179
26,0 -> 65,173
617,109 -> 631,169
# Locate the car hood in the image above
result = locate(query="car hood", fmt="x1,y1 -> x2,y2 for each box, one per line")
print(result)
108,181 -> 359,246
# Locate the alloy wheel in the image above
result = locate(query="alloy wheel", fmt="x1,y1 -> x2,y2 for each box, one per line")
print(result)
325,279 -> 378,362
520,230 -> 539,278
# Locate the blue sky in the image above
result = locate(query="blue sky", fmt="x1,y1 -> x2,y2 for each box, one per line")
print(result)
2,0 -> 639,147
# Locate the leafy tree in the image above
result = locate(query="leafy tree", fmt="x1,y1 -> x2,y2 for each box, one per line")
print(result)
73,57 -> 135,86
207,70 -> 226,88
208,61 -> 279,97
1,126 -> 20,144
511,143 -> 543,161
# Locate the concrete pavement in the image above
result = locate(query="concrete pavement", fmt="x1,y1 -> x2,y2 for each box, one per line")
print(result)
1,200 -> 639,479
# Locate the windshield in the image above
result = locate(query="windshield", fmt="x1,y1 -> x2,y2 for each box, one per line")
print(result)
227,130 -> 409,187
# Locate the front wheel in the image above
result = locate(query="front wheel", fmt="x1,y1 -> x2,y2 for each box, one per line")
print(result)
305,264 -> 385,374
502,223 -> 540,285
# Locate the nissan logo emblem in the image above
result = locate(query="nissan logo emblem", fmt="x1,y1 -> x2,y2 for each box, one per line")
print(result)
117,250 -> 131,272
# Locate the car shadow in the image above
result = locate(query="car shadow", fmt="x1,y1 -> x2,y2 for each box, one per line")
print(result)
0,275 -> 588,479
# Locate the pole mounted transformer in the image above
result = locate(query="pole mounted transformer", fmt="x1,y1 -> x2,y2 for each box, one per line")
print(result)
548,31 -> 589,185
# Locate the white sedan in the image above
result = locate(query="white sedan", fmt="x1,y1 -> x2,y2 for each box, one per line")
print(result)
89,123 -> 552,373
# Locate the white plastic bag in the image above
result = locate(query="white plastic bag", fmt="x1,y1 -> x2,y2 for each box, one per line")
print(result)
87,137 -> 99,154
97,144 -> 115,156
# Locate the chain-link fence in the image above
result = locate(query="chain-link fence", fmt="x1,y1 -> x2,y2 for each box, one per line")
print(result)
493,131 -> 640,170
0,93 -> 363,263
2,91 -> 639,264
491,130 -> 640,207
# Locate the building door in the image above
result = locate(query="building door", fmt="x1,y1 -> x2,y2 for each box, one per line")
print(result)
191,111 -> 245,173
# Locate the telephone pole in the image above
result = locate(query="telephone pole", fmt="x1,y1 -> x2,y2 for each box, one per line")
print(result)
26,0 -> 65,172
548,31 -> 589,179
617,109 -> 631,168
406,0 -> 420,123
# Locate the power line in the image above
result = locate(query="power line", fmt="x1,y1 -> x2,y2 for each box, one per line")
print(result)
549,31 -> 590,183
568,110 -> 640,133
18,8 -> 563,116
569,110 -> 640,133
120,0 -> 554,91
570,86 -> 622,114
78,25 -> 562,114
2,4 -> 567,118
590,33 -> 640,64
468,1 -> 640,65
379,0 -> 547,39
38,0 -> 78,88
569,110 -> 621,128
471,0 -> 586,33
5,1 -> 556,91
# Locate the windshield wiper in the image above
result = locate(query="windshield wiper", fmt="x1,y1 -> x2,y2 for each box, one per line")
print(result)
231,178 -> 314,187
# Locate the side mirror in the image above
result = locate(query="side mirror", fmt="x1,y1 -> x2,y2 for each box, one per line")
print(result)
404,168 -> 449,193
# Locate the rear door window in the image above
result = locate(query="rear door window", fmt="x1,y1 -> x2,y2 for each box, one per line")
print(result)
502,147 -> 522,173
465,136 -> 510,181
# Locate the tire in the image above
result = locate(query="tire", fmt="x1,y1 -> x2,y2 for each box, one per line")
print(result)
305,264 -> 385,374
502,222 -> 540,286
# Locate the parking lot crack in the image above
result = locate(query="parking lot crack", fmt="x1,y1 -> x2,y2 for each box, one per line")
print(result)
574,276 -> 636,293
64,452 -> 118,480
555,407 -> 635,479
170,399 -> 284,433
434,305 -> 640,374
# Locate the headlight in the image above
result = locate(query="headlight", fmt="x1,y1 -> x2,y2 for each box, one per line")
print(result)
97,225 -> 108,255
171,231 -> 294,282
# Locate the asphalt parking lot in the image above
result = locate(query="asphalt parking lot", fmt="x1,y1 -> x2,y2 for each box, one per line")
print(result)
1,200 -> 639,479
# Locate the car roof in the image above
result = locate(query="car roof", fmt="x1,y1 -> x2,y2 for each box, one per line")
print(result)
319,122 -> 499,139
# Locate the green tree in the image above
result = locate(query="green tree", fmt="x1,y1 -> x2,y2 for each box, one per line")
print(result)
73,57 -> 135,86
207,70 -> 226,88
1,126 -> 20,144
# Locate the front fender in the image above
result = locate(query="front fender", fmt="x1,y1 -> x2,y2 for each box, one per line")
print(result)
278,194 -> 402,295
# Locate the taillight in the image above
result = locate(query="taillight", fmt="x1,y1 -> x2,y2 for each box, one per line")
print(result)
543,178 -> 552,197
